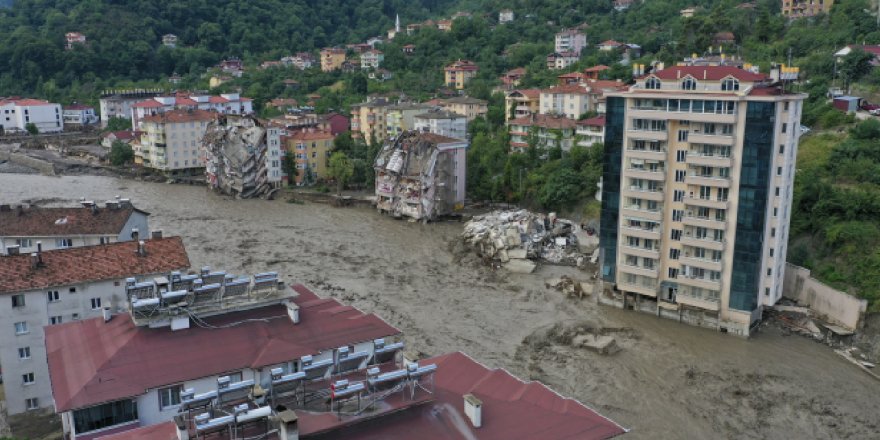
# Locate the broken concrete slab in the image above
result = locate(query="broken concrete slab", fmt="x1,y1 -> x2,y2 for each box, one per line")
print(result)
504,259 -> 537,274
573,334 -> 619,355
508,249 -> 528,259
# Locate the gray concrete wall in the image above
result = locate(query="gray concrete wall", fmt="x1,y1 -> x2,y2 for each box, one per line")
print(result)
0,150 -> 55,175
783,263 -> 868,331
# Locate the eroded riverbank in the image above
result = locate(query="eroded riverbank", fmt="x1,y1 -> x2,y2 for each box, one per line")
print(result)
2,174 -> 878,439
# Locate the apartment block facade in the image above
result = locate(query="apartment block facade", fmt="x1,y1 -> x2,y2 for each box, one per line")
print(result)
444,60 -> 478,90
782,0 -> 833,18
138,109 -> 216,172
600,66 -> 805,336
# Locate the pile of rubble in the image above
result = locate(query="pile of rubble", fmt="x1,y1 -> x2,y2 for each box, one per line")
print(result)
203,115 -> 281,199
461,209 -> 588,273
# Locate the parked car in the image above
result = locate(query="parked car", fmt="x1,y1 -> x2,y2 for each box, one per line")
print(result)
860,102 -> 880,112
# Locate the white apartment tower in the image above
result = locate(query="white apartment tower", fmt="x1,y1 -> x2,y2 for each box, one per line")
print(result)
599,65 -> 805,336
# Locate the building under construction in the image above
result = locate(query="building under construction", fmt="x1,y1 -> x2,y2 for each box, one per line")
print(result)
203,115 -> 283,199
374,131 -> 468,221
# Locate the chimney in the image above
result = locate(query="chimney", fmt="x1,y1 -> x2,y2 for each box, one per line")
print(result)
102,307 -> 112,323
131,228 -> 139,241
6,245 -> 20,256
136,240 -> 146,257
277,410 -> 299,440
286,302 -> 301,324
464,394 -> 482,428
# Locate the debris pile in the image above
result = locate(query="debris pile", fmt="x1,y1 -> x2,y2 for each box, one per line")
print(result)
461,209 -> 587,272
545,276 -> 591,299
203,115 -> 281,199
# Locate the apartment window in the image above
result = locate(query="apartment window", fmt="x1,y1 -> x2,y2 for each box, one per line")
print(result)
676,150 -> 686,162
56,238 -> 73,248
697,207 -> 710,218
73,313 -> 80,320
681,77 -> 697,90
699,186 -> 712,199
73,399 -> 138,433
47,291 -> 60,302
713,229 -> 725,242
19,347 -> 31,360
671,229 -> 682,241
22,372 -> 35,385
784,102 -> 790,111
696,227 -> 708,239
711,250 -> 722,261
770,248 -> 775,257
775,187 -> 780,197
668,268 -> 679,278
709,271 -> 722,281
765,287 -> 770,296
26,398 -> 39,410
627,236 -> 640,247
69,287 -> 77,293
15,238 -> 32,248
669,248 -> 680,260
227,371 -> 243,383
715,209 -> 726,221
717,188 -> 729,201
694,247 -> 706,259
721,78 -> 739,91
777,166 -> 782,176
773,207 -> 778,217
646,77 -> 661,89
771,227 -> 776,237
675,170 -> 685,182
14,321 -> 28,334
90,298 -> 102,309
672,209 -> 683,222
12,294 -> 25,308
159,385 -> 183,409
779,144 -> 784,154
674,190 -> 684,202
643,258 -> 655,269
677,130 -> 688,142
50,316 -> 63,325
781,123 -> 787,133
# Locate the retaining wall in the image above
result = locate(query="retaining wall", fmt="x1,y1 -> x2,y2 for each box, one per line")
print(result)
0,150 -> 55,175
783,263 -> 867,331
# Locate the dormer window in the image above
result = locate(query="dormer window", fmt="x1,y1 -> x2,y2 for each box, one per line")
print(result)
681,77 -> 697,91
645,77 -> 661,89
721,78 -> 740,91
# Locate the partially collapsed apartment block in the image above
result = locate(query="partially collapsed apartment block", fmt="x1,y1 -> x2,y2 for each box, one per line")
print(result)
374,131 -> 468,221
203,116 -> 283,198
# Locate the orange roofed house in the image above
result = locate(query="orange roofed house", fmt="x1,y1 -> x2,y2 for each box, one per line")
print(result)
444,60 -> 479,90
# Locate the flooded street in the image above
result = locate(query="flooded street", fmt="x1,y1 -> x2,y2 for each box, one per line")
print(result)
2,174 -> 879,439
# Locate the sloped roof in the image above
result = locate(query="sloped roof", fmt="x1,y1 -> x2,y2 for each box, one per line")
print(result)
0,205 -> 146,239
46,284 -> 399,412
142,109 -> 217,124
578,115 -> 607,127
0,236 -> 188,294
648,65 -> 768,81
131,99 -> 164,109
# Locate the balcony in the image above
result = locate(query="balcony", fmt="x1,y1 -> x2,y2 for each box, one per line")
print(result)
621,205 -> 663,222
618,263 -> 658,279
627,129 -> 667,141
680,234 -> 725,251
621,225 -> 661,240
685,173 -> 730,188
688,132 -> 735,146
626,168 -> 666,181
676,274 -> 722,291
683,196 -> 728,210
686,153 -> 732,168
626,148 -> 667,161
618,281 -> 658,297
682,215 -> 727,230
676,291 -> 721,311
622,244 -> 661,259
680,255 -> 723,272
624,186 -> 665,201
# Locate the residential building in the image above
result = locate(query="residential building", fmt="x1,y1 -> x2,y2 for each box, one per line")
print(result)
614,0 -> 635,11
782,0 -> 834,17
45,282 -> 625,440
65,32 -> 86,50
385,103 -> 432,139
599,65 -> 806,336
320,48 -> 347,72
0,201 -> 150,255
284,130 -> 334,185
499,9 -> 515,23
219,58 -> 244,77
369,68 -> 394,82
585,64 -> 611,80
598,40 -> 625,52
138,109 -> 216,173
0,98 -> 63,133
834,45 -> 880,67
712,32 -> 736,47
508,114 -> 577,153
406,23 -> 423,35
437,19 -> 453,31
597,41 -> 642,62
437,96 -> 488,121
681,7 -> 697,17
101,130 -> 142,149
505,89 -> 542,122
0,236 -> 189,415
444,60 -> 479,90
161,34 -> 178,48
351,97 -> 392,144
260,60 -> 282,70
203,116 -> 284,197
282,52 -> 315,70
576,115 -> 606,147
499,67 -> 526,91
555,29 -> 587,55
402,44 -> 415,55
540,84 -> 593,119
318,112 -> 350,135
267,98 -> 298,112
209,76 -> 231,88
130,93 -> 253,128
414,109 -> 468,140
61,104 -> 98,127
546,51 -> 581,70
558,71 -> 589,85
375,131 -> 468,220
360,50 -> 384,70
98,89 -> 163,127
366,37 -> 383,48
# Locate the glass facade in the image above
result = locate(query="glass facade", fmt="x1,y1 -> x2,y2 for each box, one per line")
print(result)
73,399 -> 138,434
729,102 -> 775,312
600,97 -> 625,282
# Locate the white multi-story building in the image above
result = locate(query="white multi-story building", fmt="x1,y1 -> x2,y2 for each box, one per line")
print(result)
0,98 -> 63,133
539,84 -> 592,119
555,29 -> 587,55
576,115 -> 606,147
413,109 -> 468,140
0,237 -> 189,415
130,93 -> 253,129
546,51 -> 581,70
599,65 -> 806,336
138,109 -> 216,172
61,105 -> 98,126
499,9 -> 515,23
0,200 -> 149,254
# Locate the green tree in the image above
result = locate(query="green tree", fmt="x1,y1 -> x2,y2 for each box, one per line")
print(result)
327,151 -> 354,195
105,117 -> 132,132
25,122 -> 38,135
281,151 -> 297,186
349,73 -> 368,95
838,49 -> 874,92
109,140 -> 134,166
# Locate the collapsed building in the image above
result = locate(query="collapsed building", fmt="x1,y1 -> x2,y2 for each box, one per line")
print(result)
374,130 -> 468,221
203,115 -> 283,198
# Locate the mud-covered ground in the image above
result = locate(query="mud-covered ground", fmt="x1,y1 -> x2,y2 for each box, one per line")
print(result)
3,174 -> 879,439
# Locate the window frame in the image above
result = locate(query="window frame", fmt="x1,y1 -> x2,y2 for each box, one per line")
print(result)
158,384 -> 183,410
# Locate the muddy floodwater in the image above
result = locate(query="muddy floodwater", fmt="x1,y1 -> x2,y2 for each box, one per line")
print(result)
3,174 -> 879,439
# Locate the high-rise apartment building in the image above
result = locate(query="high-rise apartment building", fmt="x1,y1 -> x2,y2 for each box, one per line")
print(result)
600,66 -> 805,336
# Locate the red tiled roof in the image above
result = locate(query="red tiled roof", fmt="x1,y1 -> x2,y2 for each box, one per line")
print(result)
848,45 -> 880,57
509,114 -> 578,129
287,130 -> 334,141
543,84 -> 591,95
585,65 -> 610,72
559,72 -> 588,79
46,285 -> 399,411
208,96 -> 230,104
10,98 -> 54,106
599,40 -> 622,47
142,109 -> 217,124
0,236 -> 188,294
174,97 -> 198,106
649,65 -> 768,81
588,80 -> 627,90
578,115 -> 607,127
97,423 -> 175,440
131,100 -> 164,108
506,67 -> 527,76
509,89 -> 541,99
0,205 -> 146,239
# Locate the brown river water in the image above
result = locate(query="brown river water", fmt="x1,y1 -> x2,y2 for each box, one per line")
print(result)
2,174 -> 878,439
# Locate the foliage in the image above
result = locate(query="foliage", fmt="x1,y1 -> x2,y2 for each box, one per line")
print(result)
838,49 -> 875,92
24,122 -> 38,135
105,116 -> 132,132
108,140 -> 133,165
327,151 -> 354,194
280,151 -> 297,186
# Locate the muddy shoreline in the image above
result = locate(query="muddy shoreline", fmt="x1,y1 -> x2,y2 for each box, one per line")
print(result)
2,174 -> 879,439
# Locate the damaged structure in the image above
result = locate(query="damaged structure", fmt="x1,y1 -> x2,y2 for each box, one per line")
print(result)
374,130 -> 467,221
203,115 -> 283,199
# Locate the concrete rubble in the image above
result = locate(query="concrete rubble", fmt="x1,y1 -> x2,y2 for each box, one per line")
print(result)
545,275 -> 591,299
203,115 -> 280,199
461,209 -> 588,271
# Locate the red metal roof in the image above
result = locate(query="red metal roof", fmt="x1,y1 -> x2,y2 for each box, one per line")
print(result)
174,97 -> 198,106
0,236 -> 189,294
46,284 -> 400,412
131,100 -> 164,108
649,65 -> 768,82
0,205 -> 145,238
208,96 -> 230,104
142,109 -> 217,124
585,65 -> 610,73
8,98 -> 54,106
578,115 -> 607,127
